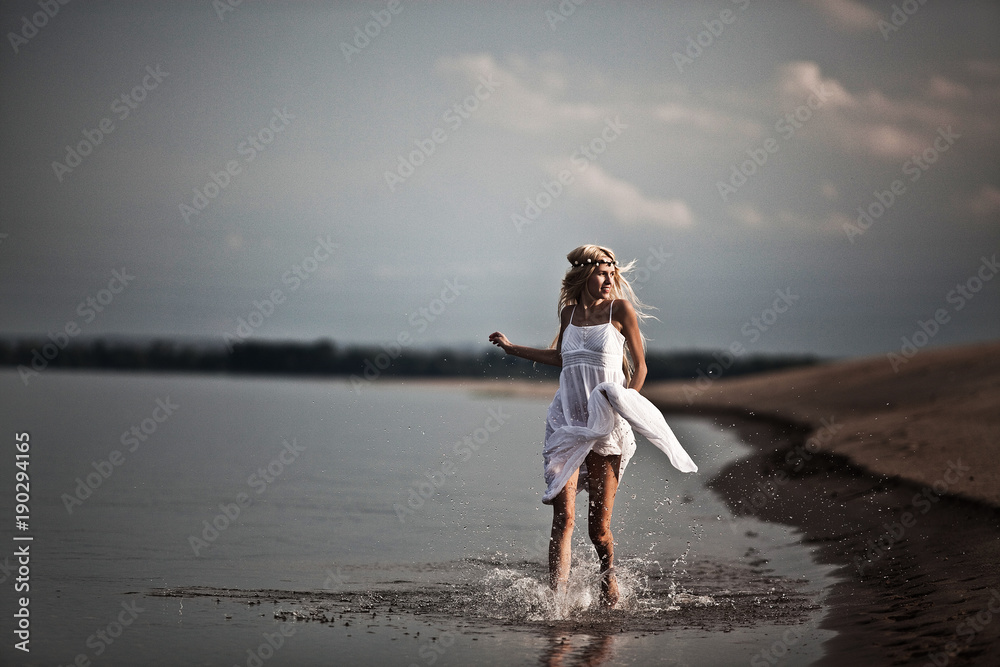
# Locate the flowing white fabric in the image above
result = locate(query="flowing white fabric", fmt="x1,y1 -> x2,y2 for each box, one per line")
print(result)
541,302 -> 697,505
542,383 -> 698,504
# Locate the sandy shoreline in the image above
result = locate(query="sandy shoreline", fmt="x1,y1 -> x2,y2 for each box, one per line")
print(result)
700,413 -> 1000,666
641,341 -> 1000,666
394,376 -> 559,400
643,340 -> 1000,509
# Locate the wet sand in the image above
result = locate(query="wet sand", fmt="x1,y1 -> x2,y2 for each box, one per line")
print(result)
645,341 -> 1000,666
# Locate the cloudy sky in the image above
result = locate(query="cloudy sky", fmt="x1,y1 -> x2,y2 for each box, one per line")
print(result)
1,0 -> 998,359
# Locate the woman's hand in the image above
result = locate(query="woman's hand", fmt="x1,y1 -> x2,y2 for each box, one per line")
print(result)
489,332 -> 562,366
489,331 -> 513,354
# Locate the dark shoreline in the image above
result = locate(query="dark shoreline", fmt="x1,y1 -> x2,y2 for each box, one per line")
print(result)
696,410 -> 1000,667
0,334 -> 820,384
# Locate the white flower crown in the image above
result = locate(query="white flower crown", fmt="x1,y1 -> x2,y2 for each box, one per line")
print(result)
571,258 -> 617,268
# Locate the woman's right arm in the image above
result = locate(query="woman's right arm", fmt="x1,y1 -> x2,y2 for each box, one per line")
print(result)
489,307 -> 571,368
492,339 -> 562,366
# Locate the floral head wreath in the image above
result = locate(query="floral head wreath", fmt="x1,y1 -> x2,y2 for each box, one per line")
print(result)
571,257 -> 617,268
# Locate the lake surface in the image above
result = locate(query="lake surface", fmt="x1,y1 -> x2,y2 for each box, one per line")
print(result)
0,370 -> 836,665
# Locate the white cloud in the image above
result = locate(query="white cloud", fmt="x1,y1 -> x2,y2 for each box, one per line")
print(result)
560,162 -> 694,228
433,52 -> 996,237
966,60 -> 1000,79
924,75 -> 972,101
820,180 -> 839,201
964,185 -> 1000,218
822,212 -> 856,236
729,202 -> 763,226
772,61 -> 961,160
725,202 -> 848,236
775,209 -> 848,236
801,0 -> 881,33
776,61 -> 854,109
435,53 -> 607,134
655,103 -> 762,139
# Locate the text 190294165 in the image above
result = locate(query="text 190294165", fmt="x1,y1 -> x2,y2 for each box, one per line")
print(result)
14,431 -> 32,653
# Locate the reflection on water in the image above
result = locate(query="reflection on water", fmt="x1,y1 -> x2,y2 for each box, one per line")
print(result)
541,630 -> 615,667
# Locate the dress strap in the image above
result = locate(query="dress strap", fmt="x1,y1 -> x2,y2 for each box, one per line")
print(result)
570,305 -> 577,324
608,299 -> 614,323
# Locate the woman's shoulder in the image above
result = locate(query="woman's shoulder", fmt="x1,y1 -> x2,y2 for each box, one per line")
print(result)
612,298 -> 637,317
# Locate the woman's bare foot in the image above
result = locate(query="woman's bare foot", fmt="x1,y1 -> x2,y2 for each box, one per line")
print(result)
599,569 -> 619,608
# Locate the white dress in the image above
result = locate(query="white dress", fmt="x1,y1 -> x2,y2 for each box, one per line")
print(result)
542,301 -> 698,505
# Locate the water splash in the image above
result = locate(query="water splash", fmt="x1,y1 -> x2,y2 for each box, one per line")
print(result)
471,551 -> 713,623
478,568 -> 589,621
657,541 -> 717,609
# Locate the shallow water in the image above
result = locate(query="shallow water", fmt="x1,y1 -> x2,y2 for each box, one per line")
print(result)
0,370 -> 836,665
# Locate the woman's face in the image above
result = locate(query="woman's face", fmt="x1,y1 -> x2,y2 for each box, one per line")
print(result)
586,258 -> 616,301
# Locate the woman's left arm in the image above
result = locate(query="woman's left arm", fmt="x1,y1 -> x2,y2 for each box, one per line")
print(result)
617,300 -> 647,392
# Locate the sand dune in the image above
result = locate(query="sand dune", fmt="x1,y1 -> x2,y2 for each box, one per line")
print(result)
644,340 -> 1000,508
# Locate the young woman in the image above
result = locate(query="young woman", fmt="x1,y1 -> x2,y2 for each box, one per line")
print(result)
489,244 -> 697,607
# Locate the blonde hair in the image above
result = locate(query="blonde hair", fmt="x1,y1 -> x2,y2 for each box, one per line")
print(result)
552,244 -> 655,383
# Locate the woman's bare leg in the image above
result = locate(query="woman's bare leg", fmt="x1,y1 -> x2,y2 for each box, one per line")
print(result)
585,451 -> 621,607
549,470 -> 578,591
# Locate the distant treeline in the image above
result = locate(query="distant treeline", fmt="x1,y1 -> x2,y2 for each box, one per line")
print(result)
0,336 -> 821,383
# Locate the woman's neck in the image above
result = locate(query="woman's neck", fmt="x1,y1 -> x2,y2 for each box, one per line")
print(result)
578,296 -> 608,310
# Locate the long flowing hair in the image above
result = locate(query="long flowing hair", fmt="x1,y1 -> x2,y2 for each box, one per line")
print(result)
551,244 -> 656,383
